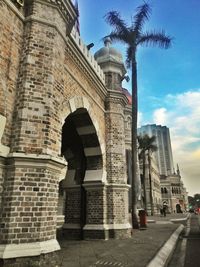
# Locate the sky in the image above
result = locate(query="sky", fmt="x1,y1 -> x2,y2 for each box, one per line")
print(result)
76,0 -> 200,196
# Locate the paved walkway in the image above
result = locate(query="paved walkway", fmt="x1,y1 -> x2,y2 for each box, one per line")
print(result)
58,213 -> 189,267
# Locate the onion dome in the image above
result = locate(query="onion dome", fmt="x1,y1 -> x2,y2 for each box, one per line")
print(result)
122,88 -> 132,105
94,37 -> 123,64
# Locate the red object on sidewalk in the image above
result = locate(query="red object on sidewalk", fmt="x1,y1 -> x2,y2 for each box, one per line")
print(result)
139,209 -> 147,229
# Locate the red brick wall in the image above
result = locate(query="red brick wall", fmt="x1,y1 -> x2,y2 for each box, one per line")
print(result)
0,1 -> 24,147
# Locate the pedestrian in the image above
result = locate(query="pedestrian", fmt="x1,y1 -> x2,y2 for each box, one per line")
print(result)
163,204 -> 167,217
160,206 -> 163,216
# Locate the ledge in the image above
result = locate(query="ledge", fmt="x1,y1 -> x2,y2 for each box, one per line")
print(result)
0,239 -> 60,259
7,152 -> 66,165
83,223 -> 131,231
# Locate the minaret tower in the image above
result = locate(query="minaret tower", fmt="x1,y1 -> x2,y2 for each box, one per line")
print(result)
94,40 -> 132,238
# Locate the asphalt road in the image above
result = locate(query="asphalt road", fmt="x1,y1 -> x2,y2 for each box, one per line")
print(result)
169,214 -> 200,267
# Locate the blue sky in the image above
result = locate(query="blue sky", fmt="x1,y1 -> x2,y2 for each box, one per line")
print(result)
77,0 -> 200,196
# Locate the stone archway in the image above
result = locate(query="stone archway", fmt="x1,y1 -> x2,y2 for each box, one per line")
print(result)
60,107 -> 104,239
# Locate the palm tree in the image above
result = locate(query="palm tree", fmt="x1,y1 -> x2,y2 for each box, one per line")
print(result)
104,3 -> 172,229
138,134 -> 157,215
138,136 -> 147,212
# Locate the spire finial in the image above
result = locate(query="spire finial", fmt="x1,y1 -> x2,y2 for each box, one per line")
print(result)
177,164 -> 180,176
104,37 -> 112,47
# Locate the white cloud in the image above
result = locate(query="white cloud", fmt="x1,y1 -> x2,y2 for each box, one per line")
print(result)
146,89 -> 200,195
138,111 -> 143,127
153,108 -> 168,125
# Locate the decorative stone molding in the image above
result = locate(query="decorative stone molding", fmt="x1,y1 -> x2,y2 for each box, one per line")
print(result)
61,96 -> 105,156
0,239 -> 60,259
70,28 -> 105,83
62,223 -> 81,229
0,115 -> 10,157
29,0 -> 77,31
106,183 -> 131,190
7,152 -> 66,169
83,223 -> 131,231
84,169 -> 107,184
3,0 -> 23,18
46,0 -> 77,26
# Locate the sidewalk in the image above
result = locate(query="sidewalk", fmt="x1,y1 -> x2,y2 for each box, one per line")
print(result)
147,213 -> 189,225
58,214 -> 189,267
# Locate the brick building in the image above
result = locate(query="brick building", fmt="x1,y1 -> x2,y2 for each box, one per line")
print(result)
0,0 -> 133,266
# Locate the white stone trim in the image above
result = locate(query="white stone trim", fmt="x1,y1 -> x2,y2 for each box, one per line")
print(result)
3,0 -> 24,20
0,115 -> 10,157
94,120 -> 99,133
83,223 -> 131,231
71,28 -> 105,83
106,183 -> 131,190
56,215 -> 65,228
0,115 -> 6,141
83,96 -> 90,111
69,98 -> 76,113
84,147 -> 102,156
77,125 -> 96,135
0,145 -> 10,157
84,169 -> 106,183
63,169 -> 76,186
59,165 -> 67,182
8,152 -> 66,164
0,239 -> 60,259
63,223 -> 81,229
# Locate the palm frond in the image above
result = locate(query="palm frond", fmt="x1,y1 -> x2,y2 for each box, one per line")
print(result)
104,11 -> 129,35
137,30 -> 173,49
133,3 -> 151,35
138,134 -> 157,152
103,31 -> 129,45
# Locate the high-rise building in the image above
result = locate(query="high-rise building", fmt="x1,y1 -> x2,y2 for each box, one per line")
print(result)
138,124 -> 174,176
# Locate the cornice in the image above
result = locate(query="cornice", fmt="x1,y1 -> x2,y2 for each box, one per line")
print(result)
3,0 -> 25,20
30,0 -> 77,28
6,152 -> 67,171
98,59 -> 126,77
106,89 -> 129,107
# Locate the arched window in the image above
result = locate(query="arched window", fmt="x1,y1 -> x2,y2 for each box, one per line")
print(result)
126,116 -> 131,129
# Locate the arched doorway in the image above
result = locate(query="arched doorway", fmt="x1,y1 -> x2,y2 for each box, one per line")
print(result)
60,108 -> 103,239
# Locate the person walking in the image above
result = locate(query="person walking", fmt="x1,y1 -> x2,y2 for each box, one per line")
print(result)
163,203 -> 167,217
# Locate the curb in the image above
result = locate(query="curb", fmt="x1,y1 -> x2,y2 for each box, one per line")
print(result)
146,224 -> 184,267
170,214 -> 190,226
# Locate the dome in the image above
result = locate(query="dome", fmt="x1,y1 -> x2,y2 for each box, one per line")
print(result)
94,37 -> 123,64
122,88 -> 132,105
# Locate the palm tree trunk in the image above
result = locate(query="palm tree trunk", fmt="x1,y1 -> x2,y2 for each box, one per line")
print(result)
148,151 -> 154,215
142,152 -> 147,212
131,56 -> 139,229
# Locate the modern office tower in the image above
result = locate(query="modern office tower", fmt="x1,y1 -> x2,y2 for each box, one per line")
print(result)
138,124 -> 174,176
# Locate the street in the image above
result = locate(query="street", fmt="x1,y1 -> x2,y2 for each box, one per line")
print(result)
169,214 -> 200,267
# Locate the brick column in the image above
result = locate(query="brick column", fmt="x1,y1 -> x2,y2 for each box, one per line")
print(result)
105,90 -> 131,238
0,0 -> 77,265
0,154 -> 66,263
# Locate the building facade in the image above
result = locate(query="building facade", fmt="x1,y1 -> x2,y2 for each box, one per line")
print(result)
145,155 -> 162,215
0,1 -> 134,266
138,124 -> 188,213
160,166 -> 189,213
138,124 -> 174,176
